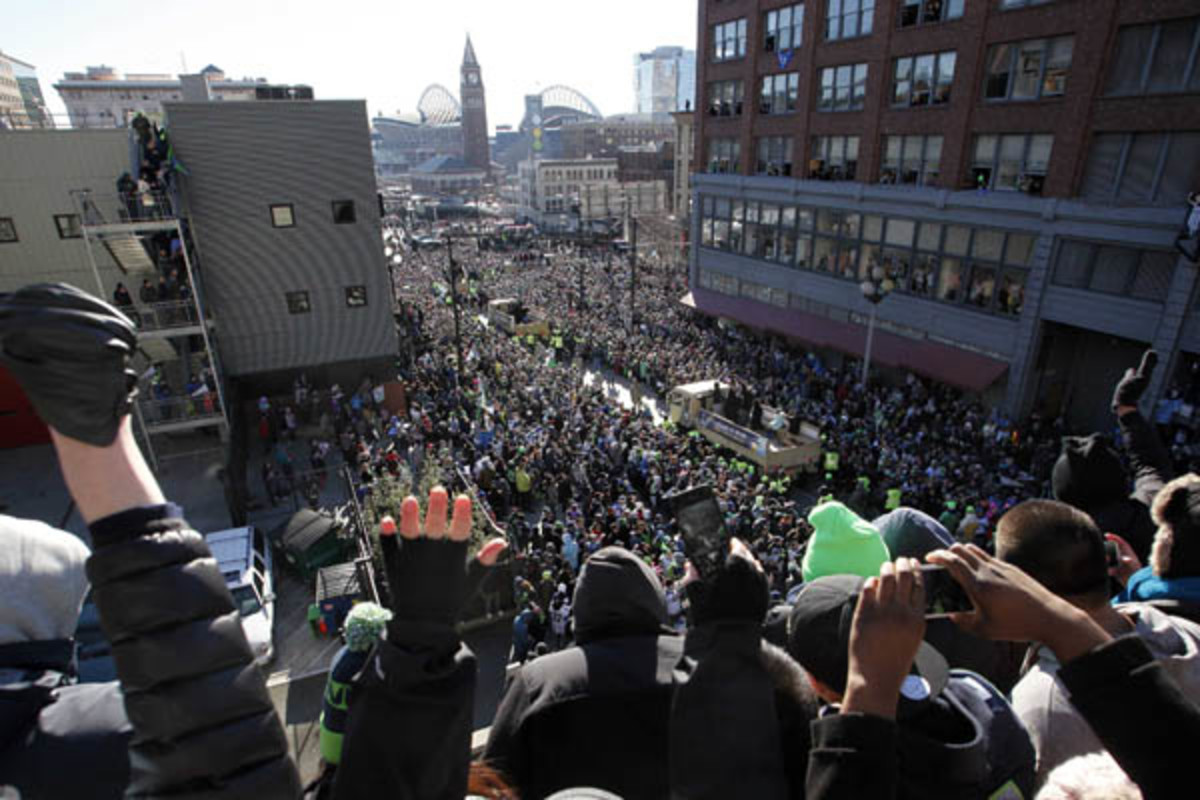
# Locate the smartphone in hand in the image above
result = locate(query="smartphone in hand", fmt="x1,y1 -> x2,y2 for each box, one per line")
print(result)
921,565 -> 975,618
669,485 -> 727,581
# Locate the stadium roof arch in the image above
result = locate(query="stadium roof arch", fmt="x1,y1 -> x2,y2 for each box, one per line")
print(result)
521,85 -> 603,131
417,84 -> 462,125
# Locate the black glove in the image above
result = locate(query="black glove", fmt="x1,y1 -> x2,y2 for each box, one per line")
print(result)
0,283 -> 138,446
1112,350 -> 1159,413
687,549 -> 770,628
377,494 -> 504,650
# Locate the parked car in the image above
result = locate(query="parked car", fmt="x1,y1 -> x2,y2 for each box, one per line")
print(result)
205,525 -> 275,666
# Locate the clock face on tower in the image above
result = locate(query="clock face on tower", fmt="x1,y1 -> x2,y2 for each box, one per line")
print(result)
467,72 -> 479,86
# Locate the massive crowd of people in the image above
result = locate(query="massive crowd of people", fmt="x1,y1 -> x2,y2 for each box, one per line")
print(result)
5,224 -> 1200,800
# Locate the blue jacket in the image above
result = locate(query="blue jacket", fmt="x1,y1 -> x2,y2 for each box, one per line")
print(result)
1114,567 -> 1200,606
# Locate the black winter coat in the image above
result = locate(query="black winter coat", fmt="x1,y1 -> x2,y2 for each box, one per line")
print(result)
85,504 -> 299,799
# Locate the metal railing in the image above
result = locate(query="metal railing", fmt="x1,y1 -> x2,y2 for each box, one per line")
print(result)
139,392 -> 224,425
72,189 -> 176,226
126,300 -> 202,331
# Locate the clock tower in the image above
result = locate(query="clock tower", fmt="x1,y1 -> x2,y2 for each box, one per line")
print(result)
460,35 -> 490,173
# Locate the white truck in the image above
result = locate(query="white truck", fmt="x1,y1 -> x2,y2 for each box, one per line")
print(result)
666,380 -> 822,474
205,526 -> 276,666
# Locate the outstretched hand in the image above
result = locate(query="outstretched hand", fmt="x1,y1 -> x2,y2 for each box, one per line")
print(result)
0,283 -> 139,446
1112,349 -> 1158,415
926,544 -> 1109,664
378,486 -> 506,631
843,558 -> 925,720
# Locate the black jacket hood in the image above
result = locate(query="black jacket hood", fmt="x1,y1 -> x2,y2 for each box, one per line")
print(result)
572,546 -> 669,644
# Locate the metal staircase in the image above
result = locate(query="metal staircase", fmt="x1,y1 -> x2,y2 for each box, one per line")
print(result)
71,185 -> 228,472
101,232 -> 157,276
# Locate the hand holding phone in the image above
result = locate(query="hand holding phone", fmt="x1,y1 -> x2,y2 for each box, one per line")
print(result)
668,485 -> 727,581
921,564 -> 975,618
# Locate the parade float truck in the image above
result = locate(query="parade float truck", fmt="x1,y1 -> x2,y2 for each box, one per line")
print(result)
666,380 -> 822,474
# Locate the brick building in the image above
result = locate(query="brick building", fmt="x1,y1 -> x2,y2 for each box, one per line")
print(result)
690,0 -> 1200,431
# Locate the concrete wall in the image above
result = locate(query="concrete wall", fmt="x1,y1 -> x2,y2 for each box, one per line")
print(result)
0,129 -> 130,293
165,101 -> 397,377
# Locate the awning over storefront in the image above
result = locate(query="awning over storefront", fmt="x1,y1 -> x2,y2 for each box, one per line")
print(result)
681,288 -> 1009,393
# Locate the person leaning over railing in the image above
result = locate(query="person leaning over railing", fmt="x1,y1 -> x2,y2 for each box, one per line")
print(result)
0,284 -> 299,799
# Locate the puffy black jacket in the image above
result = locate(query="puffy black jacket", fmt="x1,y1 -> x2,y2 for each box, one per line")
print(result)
86,504 -> 299,799
0,640 -> 132,798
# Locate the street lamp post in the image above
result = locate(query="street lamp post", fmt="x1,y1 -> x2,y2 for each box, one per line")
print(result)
443,234 -> 464,388
859,265 -> 894,386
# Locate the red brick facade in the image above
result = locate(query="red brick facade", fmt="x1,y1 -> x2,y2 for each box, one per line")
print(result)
696,0 -> 1200,198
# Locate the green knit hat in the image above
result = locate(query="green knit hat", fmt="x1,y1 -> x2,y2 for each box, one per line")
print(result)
343,602 -> 393,652
802,501 -> 891,582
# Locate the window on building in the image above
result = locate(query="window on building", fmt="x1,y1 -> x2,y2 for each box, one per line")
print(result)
893,51 -> 956,106
756,136 -> 794,176
765,4 -> 805,51
984,36 -> 1073,101
54,214 -> 82,239
713,18 -> 748,61
760,73 -> 800,114
818,63 -> 869,111
999,0 -> 1054,8
707,80 -> 745,116
285,290 -> 311,314
970,133 -> 1053,193
1052,240 -> 1175,302
881,135 -> 943,185
345,285 -> 368,307
270,204 -> 295,228
810,135 -> 859,180
899,0 -> 964,27
707,137 -> 741,173
332,200 -> 356,224
1106,17 -> 1200,96
826,0 -> 875,41
1081,131 -> 1200,206
0,217 -> 16,243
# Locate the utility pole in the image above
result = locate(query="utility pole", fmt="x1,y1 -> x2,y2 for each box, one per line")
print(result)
444,234 -> 464,388
628,212 -> 638,334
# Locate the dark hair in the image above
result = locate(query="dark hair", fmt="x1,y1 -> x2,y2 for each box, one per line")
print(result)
996,500 -> 1107,600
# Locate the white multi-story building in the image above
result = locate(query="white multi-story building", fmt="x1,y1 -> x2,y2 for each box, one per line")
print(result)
0,51 -> 46,128
53,65 -> 312,129
517,156 -> 667,229
634,47 -> 696,114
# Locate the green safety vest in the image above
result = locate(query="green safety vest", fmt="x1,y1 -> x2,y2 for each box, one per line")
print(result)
553,336 -> 564,349
885,488 -> 902,511
824,452 -> 840,472
525,334 -> 535,346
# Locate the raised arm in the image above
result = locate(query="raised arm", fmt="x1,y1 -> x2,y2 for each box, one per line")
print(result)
0,283 -> 299,798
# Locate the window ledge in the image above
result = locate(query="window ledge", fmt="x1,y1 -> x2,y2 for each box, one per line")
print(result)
981,96 -> 1067,106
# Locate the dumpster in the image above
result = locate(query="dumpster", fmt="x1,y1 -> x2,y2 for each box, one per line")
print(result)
269,508 -> 353,582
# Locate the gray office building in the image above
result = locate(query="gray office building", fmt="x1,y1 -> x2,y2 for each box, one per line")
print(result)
166,100 -> 397,383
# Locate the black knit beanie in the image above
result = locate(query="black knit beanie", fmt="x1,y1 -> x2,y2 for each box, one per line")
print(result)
1052,434 -> 1129,511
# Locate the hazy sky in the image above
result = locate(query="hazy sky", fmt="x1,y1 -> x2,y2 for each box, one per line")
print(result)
12,0 -> 698,129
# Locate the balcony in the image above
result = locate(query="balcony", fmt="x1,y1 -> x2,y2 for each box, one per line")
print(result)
71,189 -> 179,235
139,392 -> 224,434
126,300 -> 211,338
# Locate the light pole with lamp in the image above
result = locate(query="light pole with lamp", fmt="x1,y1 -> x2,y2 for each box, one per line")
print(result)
859,264 -> 894,386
